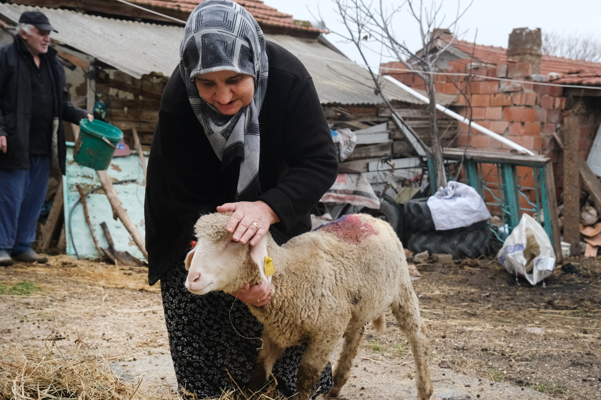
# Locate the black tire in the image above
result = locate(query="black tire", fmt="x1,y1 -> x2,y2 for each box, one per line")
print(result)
404,197 -> 436,233
408,223 -> 490,259
341,193 -> 406,244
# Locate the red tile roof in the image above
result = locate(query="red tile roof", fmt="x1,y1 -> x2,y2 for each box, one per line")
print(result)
552,71 -> 601,87
446,38 -> 601,76
129,0 -> 324,35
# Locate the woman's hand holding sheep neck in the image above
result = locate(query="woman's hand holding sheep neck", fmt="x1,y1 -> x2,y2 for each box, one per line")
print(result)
231,281 -> 271,306
218,200 -> 279,307
217,200 -> 280,246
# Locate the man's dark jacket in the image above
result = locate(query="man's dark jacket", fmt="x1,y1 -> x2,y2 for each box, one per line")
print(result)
0,36 -> 87,174
145,41 -> 339,285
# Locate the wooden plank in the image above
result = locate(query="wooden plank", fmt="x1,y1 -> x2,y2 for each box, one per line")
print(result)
543,162 -> 563,262
563,88 -> 601,98
106,109 -> 159,122
368,157 -> 422,172
86,66 -> 95,115
563,116 -> 581,256
442,148 -> 549,167
355,133 -> 391,145
56,49 -> 89,70
132,127 -> 148,181
39,180 -> 64,251
346,143 -> 392,160
378,108 -> 428,118
354,123 -> 388,135
96,78 -> 163,100
338,158 -> 377,173
364,168 -> 423,183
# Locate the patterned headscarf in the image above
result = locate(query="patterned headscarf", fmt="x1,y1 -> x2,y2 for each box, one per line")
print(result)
180,0 -> 269,200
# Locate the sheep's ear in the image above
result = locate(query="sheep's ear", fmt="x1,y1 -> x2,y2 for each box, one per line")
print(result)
250,234 -> 270,283
184,246 -> 196,271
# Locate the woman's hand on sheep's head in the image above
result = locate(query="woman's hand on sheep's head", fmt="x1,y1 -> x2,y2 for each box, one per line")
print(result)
232,282 -> 272,306
216,201 -> 280,246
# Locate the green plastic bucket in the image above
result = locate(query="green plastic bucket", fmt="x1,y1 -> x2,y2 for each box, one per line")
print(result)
73,119 -> 123,170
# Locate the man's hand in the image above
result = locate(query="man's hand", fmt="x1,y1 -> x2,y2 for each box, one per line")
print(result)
217,201 -> 280,246
232,282 -> 271,306
87,114 -> 94,122
0,136 -> 6,153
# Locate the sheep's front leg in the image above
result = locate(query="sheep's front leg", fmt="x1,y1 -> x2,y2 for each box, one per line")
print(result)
325,326 -> 365,398
392,297 -> 433,400
246,334 -> 285,394
295,339 -> 337,400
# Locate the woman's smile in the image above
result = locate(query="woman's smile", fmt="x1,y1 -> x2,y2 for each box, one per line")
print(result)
195,71 -> 255,115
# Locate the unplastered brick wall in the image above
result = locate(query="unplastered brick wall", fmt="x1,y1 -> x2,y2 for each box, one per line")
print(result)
381,60 -> 569,210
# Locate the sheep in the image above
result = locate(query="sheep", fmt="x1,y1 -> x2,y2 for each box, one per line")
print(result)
184,212 -> 433,400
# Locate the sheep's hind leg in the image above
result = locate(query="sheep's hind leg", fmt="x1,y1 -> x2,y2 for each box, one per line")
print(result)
392,299 -> 433,400
295,338 -> 338,400
324,326 -> 365,398
246,335 -> 285,395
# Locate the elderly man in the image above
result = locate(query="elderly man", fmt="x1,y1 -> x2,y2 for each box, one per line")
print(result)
0,11 -> 92,266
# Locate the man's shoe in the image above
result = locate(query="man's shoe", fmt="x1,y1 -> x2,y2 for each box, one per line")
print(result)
0,250 -> 14,266
13,249 -> 48,264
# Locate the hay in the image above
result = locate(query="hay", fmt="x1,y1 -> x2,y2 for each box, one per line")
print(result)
0,339 -> 288,400
0,339 -> 143,400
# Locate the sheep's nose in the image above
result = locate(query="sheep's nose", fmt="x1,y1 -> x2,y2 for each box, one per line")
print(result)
185,272 -> 202,291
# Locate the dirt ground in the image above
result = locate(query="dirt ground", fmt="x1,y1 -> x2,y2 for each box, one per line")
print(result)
1,254 -> 600,400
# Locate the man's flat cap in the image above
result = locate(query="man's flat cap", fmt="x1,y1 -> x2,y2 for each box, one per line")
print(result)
19,11 -> 58,33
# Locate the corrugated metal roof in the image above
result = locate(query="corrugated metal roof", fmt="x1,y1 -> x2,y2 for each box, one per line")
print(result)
0,3 -> 455,105
0,3 -> 182,79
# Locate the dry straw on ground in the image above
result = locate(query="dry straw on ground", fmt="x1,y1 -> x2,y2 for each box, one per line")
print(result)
1,338 -> 286,400
0,339 -> 143,400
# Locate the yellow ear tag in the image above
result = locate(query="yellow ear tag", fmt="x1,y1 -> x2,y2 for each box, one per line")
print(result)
264,256 -> 275,278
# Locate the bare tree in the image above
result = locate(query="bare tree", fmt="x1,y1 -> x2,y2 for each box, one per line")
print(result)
325,0 -> 473,189
542,31 -> 601,63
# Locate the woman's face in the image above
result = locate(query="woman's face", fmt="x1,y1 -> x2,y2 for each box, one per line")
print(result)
195,71 -> 255,115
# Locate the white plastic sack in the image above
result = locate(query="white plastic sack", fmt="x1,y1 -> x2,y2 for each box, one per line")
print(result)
497,214 -> 556,285
331,128 -> 357,162
320,173 -> 380,209
427,181 -> 491,230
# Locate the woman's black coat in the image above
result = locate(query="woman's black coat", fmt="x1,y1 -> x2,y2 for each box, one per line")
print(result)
145,41 -> 338,285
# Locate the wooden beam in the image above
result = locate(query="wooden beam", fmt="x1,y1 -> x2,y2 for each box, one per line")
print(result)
39,180 -> 64,251
56,49 -> 89,70
96,170 -> 148,259
132,127 -> 147,181
96,77 -> 163,100
563,116 -> 581,256
564,88 -> 601,98
543,162 -> 563,262
86,65 -> 96,115
346,143 -> 392,160
442,148 -> 549,167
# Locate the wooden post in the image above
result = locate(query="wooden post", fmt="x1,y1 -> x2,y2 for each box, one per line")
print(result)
71,123 -> 80,142
563,116 -> 581,256
542,162 -> 563,262
76,184 -> 103,259
40,180 -> 64,251
86,65 -> 96,115
132,127 -> 147,180
96,170 -> 148,259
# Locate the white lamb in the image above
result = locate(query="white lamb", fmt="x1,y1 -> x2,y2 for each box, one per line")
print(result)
185,212 -> 433,400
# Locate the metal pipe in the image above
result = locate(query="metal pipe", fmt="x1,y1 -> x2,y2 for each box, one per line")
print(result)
383,75 -> 535,156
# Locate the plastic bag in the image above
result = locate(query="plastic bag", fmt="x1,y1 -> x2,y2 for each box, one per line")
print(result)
427,181 -> 491,231
320,173 -> 380,209
497,214 -> 556,285
330,129 -> 357,162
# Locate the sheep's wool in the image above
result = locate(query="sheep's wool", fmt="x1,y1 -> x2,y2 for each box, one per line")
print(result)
179,0 -> 268,200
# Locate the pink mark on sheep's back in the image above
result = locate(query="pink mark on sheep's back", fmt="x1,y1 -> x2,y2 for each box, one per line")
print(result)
318,215 -> 377,244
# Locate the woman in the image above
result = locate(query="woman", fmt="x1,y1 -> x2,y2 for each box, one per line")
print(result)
145,0 -> 338,397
